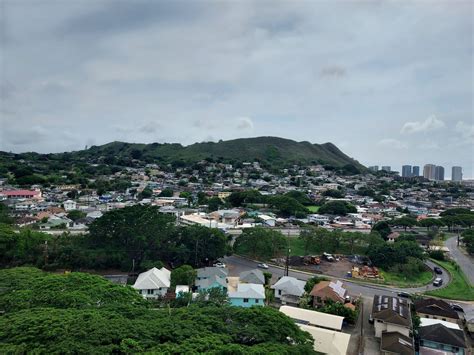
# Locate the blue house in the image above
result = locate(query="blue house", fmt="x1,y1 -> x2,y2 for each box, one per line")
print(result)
229,283 -> 265,307
195,267 -> 228,292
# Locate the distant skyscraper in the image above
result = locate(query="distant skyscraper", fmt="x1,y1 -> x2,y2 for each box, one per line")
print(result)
381,166 -> 391,172
412,166 -> 420,177
423,164 -> 436,180
368,166 -> 379,172
452,166 -> 463,182
435,166 -> 444,181
402,165 -> 412,177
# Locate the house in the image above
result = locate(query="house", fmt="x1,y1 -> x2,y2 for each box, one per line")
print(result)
387,232 -> 400,243
239,269 -> 265,285
372,295 -> 411,338
414,298 -> 460,324
271,276 -> 306,304
0,189 -> 42,200
63,200 -> 77,211
419,323 -> 467,355
380,331 -> 414,355
228,283 -> 265,307
133,267 -> 171,299
298,324 -> 350,355
279,305 -> 344,331
309,280 -> 348,307
195,267 -> 228,292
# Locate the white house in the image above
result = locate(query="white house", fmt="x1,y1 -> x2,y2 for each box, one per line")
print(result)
63,200 -> 77,211
271,276 -> 306,304
133,267 -> 171,299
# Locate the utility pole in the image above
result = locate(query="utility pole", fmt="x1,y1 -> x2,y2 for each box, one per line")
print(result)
43,240 -> 48,266
285,229 -> 290,276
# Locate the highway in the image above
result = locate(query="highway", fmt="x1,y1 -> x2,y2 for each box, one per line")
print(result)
445,235 -> 474,285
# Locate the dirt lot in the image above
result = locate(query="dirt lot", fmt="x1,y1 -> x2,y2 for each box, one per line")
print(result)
290,257 -> 353,279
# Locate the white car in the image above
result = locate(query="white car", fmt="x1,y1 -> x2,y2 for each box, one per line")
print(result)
213,262 -> 226,268
257,263 -> 269,269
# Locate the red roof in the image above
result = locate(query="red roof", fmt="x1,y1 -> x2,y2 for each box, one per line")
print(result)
1,190 -> 40,197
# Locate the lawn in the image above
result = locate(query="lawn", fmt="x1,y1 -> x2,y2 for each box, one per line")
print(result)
307,205 -> 320,213
425,259 -> 474,301
288,238 -> 367,257
378,268 -> 433,288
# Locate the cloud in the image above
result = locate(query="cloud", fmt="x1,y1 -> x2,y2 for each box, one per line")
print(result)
401,115 -> 445,134
454,121 -> 474,141
377,138 -> 408,150
320,66 -> 346,78
236,117 -> 254,130
138,122 -> 161,134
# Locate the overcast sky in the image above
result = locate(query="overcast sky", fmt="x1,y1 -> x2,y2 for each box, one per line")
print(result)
1,0 -> 473,177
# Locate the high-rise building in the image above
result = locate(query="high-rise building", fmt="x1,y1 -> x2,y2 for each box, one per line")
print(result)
435,166 -> 444,181
368,166 -> 379,172
412,166 -> 420,177
381,166 -> 391,172
423,164 -> 436,180
452,166 -> 463,182
402,165 -> 412,177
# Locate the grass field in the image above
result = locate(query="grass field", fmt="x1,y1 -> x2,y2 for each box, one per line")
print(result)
288,238 -> 367,257
378,268 -> 433,288
307,206 -> 320,213
425,259 -> 474,301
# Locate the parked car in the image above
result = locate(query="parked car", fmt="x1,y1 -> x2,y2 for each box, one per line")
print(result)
213,262 -> 226,268
368,314 -> 374,324
433,277 -> 443,287
450,304 -> 464,313
257,263 -> 269,269
434,266 -> 443,275
397,292 -> 411,298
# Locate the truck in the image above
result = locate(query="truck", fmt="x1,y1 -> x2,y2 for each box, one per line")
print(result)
323,252 -> 335,262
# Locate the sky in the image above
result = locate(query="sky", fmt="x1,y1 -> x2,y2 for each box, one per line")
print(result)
0,0 -> 473,178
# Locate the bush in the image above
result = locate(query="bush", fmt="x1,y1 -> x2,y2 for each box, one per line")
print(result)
429,250 -> 445,261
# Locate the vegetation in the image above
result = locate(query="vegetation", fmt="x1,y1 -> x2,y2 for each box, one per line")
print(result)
170,265 -> 197,287
0,267 -> 315,354
234,228 -> 288,260
0,205 -> 228,271
318,201 -> 357,216
425,259 -> 474,301
462,229 -> 474,255
378,267 -> 433,288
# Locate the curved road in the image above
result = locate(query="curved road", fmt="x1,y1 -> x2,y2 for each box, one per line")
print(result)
223,255 -> 450,298
445,235 -> 474,285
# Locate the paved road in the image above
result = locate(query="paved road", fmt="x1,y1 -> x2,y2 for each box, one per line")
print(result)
445,235 -> 474,285
223,254 -> 473,319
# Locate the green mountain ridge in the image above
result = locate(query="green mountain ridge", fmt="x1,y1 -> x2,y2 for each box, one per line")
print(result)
0,136 -> 364,172
80,136 -> 364,168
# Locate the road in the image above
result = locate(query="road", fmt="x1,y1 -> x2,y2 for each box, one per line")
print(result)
222,254 -> 474,320
445,235 -> 474,285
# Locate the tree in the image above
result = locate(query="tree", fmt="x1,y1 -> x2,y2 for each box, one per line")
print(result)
391,216 -> 417,232
462,229 -> 474,254
418,218 -> 444,232
66,210 -> 86,221
234,228 -> 287,260
318,201 -> 357,216
171,265 -> 197,287
158,188 -> 173,197
371,221 -> 392,240
139,188 -> 153,199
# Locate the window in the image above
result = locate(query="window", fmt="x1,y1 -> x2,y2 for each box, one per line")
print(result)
255,299 -> 259,304
278,290 -> 282,295
147,289 -> 154,295
243,298 -> 249,303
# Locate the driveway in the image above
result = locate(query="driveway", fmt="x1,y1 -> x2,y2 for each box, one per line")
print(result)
445,235 -> 474,285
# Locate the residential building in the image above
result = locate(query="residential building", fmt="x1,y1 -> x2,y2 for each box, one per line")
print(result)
419,323 -> 467,355
435,166 -> 445,181
228,283 -> 265,307
381,166 -> 391,172
63,200 -> 77,211
309,280 -> 348,307
372,295 -> 411,338
195,267 -> 228,292
452,166 -> 463,182
271,276 -> 306,304
380,332 -> 414,355
0,189 -> 42,199
414,298 -> 459,324
279,305 -> 344,331
368,166 -> 379,172
133,267 -> 171,298
402,165 -> 412,178
423,164 -> 436,180
239,269 -> 265,285
412,166 -> 420,177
